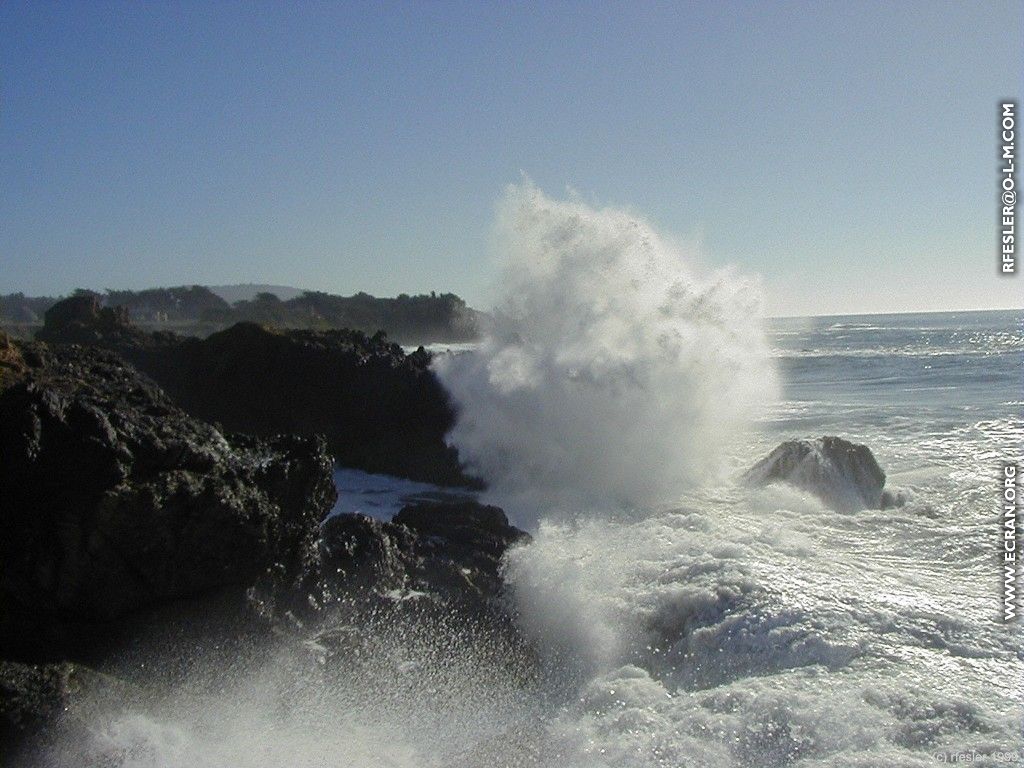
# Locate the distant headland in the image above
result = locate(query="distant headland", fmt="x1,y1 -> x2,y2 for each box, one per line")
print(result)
0,284 -> 483,345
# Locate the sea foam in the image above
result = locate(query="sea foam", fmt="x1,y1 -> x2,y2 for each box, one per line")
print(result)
434,183 -> 777,516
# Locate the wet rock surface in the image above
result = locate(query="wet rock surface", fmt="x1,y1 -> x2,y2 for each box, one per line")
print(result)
312,501 -> 535,695
0,342 -> 336,662
745,435 -> 905,511
0,336 -> 530,762
0,660 -> 137,765
320,500 -> 530,609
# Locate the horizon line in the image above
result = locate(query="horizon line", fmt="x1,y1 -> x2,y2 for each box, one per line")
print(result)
2,284 -> 1021,322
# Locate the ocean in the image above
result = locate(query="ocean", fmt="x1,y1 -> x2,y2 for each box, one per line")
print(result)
451,308 -> 1024,767
58,185 -> 1024,767
62,308 -> 1021,768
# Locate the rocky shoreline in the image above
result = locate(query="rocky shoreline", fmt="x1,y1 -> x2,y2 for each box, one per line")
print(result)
0,297 -> 906,764
36,294 -> 476,486
0,300 -> 526,763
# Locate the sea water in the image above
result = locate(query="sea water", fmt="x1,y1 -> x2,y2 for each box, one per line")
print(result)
55,187 -> 1023,767
488,307 -> 1023,767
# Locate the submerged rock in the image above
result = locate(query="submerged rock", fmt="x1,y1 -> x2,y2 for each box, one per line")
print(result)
0,342 -> 336,662
745,436 -> 905,511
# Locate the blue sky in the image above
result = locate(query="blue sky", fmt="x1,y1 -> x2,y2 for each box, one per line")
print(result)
2,1 -> 1021,316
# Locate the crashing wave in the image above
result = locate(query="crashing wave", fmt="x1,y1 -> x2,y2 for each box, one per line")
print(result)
434,182 -> 777,516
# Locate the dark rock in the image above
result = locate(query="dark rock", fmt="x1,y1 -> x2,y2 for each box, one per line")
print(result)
394,501 -> 530,600
41,295 -> 102,332
880,487 -> 910,510
0,661 -> 135,766
313,501 -> 534,683
744,436 -> 904,512
37,310 -> 476,487
0,337 -> 532,760
320,500 -> 530,609
36,296 -> 144,347
319,513 -> 415,595
160,323 -> 472,486
0,662 -> 69,757
0,342 -> 336,662
0,331 -> 26,390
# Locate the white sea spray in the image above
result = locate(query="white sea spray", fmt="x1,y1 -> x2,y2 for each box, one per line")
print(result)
434,183 -> 778,516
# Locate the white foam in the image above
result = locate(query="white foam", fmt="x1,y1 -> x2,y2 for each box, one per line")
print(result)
434,183 -> 778,518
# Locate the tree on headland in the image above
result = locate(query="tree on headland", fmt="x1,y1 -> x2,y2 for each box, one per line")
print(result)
1,286 -> 482,343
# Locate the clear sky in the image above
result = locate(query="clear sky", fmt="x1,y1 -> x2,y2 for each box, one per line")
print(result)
2,1 -> 1021,316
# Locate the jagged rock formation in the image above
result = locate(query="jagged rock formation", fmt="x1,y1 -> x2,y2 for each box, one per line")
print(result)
36,297 -> 474,487
0,341 -> 336,663
313,501 -> 534,687
155,323 -> 472,486
0,336 -> 530,763
745,436 -> 906,511
320,500 -> 529,610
